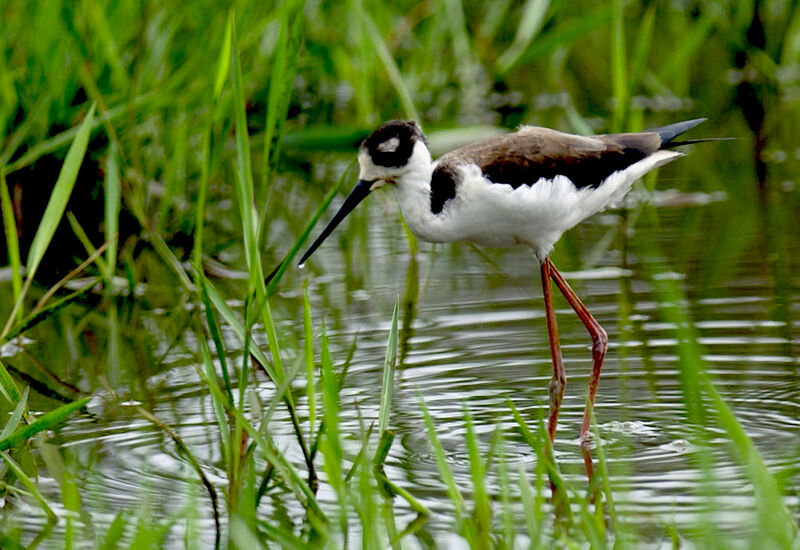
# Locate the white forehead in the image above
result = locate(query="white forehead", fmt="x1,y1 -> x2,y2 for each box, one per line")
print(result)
377,136 -> 400,152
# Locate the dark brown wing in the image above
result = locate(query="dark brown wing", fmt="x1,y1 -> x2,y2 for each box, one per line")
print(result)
436,126 -> 663,190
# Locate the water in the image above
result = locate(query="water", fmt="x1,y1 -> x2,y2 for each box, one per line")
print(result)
328,189 -> 799,542
8,145 -> 800,546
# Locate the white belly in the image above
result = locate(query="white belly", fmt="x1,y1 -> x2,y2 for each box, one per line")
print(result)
396,151 -> 681,260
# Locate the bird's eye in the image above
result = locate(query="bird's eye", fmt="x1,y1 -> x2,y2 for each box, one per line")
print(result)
377,137 -> 400,153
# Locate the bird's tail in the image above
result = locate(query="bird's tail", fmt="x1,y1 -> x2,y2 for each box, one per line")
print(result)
661,137 -> 736,149
646,118 -> 735,149
646,118 -> 707,146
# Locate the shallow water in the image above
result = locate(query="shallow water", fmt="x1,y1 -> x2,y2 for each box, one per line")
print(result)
315,182 -> 800,543
8,142 -> 800,547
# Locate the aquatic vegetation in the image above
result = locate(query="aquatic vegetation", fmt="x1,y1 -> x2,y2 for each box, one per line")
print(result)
0,0 -> 798,547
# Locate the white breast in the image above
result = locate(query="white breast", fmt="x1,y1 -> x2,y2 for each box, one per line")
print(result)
395,150 -> 682,260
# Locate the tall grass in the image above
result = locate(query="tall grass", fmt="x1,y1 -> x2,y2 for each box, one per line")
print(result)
0,0 -> 798,548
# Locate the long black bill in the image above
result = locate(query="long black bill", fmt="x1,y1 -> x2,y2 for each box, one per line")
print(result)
297,178 -> 375,266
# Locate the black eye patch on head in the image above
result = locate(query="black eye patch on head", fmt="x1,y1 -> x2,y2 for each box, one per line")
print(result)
362,120 -> 423,167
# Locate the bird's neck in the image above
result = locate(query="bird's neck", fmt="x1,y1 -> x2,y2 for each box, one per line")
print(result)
393,145 -> 441,241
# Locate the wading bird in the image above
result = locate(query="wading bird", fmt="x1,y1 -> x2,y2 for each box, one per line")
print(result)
296,118 -> 711,476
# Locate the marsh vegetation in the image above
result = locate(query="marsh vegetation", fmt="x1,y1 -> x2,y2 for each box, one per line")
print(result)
0,0 -> 798,547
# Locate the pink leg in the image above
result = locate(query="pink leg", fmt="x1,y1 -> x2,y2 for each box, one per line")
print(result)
540,260 -> 566,445
544,259 -> 608,478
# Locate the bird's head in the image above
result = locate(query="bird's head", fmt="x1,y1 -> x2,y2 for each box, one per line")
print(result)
357,119 -> 429,185
298,120 -> 429,266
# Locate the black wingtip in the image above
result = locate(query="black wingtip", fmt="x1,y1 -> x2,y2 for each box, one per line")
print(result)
662,136 -> 737,149
646,118 -> 707,145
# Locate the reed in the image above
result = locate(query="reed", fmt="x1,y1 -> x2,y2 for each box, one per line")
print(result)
0,0 -> 797,547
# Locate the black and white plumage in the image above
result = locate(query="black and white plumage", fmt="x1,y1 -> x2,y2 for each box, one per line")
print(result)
300,118 -> 706,263
296,118 -> 711,477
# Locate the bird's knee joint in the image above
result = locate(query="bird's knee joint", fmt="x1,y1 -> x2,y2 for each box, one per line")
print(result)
592,328 -> 608,355
549,376 -> 566,401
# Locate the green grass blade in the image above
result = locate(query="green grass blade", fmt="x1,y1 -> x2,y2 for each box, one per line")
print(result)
589,407 -> 618,532
0,397 -> 90,451
361,11 -> 419,121
2,96 -> 145,174
197,276 -> 233,405
261,295 -> 316,476
628,4 -> 655,105
494,430 -> 514,547
504,4 -> 613,72
236,296 -> 252,420
303,282 -> 317,436
700,372 -> 798,546
83,1 -> 128,91
0,386 -> 28,439
259,355 -> 304,433
230,14 -> 262,289
125,208 -> 193,291
0,359 -> 21,404
610,0 -> 628,132
99,512 -> 128,550
373,455 -> 429,516
419,396 -> 464,518
66,212 -> 109,275
517,463 -> 539,545
0,94 -> 50,167
464,408 -> 490,547
262,0 -> 303,192
192,126 -> 212,270
102,142 -> 120,282
377,296 -> 399,439
135,407 -> 221,545
578,494 -> 607,550
657,8 -> 716,84
129,508 -> 173,549
280,126 -> 371,151
202,277 -> 278,382
480,0 -> 514,41
442,0 -> 482,116
153,240 -> 192,289
0,168 -> 22,310
230,515 -> 267,549
214,11 -> 233,100
780,2 -> 800,66
194,13 -> 232,270
258,519 -> 308,550
264,158 -> 355,295
25,103 -> 96,279
260,298 -> 285,383
198,365 -> 327,522
1,451 -> 56,522
319,320 -> 348,538
197,336 -> 231,461
2,281 -> 95,344
496,0 -> 552,73
507,399 -> 570,508
36,436 -> 82,546
203,275 -> 312,479
319,322 -> 341,462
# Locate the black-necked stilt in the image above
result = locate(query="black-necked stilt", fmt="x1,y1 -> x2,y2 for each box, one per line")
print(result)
296,118 -> 713,474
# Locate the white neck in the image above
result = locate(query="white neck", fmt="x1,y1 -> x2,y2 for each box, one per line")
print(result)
392,142 -> 443,242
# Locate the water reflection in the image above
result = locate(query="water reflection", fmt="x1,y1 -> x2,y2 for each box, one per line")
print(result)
10,153 -> 800,545
318,180 -> 799,538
